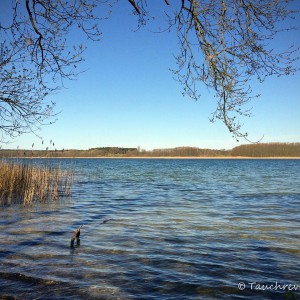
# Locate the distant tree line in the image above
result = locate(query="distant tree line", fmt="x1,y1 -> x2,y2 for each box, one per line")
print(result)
135,147 -> 228,157
0,147 -> 137,158
1,143 -> 299,158
88,147 -> 137,156
230,143 -> 300,157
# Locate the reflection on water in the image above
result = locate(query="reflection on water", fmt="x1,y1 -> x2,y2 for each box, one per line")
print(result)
0,159 -> 300,299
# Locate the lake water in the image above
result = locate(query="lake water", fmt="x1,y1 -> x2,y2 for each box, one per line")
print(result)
0,158 -> 300,299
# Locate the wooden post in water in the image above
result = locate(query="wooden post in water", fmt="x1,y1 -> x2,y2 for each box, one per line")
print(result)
70,225 -> 83,248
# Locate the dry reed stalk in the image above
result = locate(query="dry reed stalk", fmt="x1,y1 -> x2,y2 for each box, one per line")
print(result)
0,161 -> 73,205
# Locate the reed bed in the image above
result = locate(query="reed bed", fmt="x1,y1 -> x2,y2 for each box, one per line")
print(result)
0,161 -> 73,205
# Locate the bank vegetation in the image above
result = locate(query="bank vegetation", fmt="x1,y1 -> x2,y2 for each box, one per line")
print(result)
0,161 -> 73,206
0,143 -> 299,158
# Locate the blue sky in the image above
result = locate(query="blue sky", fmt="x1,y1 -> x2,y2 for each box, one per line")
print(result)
3,1 -> 300,150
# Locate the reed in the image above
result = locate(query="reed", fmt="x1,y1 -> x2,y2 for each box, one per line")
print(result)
0,161 -> 73,205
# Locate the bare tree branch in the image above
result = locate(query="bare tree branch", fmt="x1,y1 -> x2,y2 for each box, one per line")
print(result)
0,0 -> 111,142
128,0 -> 141,14
0,0 -> 299,142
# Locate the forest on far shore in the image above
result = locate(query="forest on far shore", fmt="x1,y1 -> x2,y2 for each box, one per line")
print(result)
0,143 -> 299,158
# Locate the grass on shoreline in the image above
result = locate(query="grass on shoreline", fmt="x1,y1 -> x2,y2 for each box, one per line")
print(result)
0,161 -> 73,206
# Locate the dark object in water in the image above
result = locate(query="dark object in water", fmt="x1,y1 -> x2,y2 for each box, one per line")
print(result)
70,225 -> 83,248
101,218 -> 113,224
69,219 -> 112,248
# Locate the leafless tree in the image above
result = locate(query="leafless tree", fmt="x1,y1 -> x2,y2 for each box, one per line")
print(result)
0,0 -> 299,142
128,0 -> 299,141
0,0 -> 110,142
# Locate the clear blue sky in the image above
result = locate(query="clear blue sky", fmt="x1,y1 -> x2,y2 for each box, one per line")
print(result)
3,1 -> 300,150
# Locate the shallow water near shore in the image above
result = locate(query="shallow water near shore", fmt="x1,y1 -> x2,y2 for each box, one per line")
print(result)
0,158 -> 300,299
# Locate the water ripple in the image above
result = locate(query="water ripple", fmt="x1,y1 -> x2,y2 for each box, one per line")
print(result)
0,159 -> 300,299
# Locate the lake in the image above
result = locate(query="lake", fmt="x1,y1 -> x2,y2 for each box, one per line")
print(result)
0,158 -> 300,299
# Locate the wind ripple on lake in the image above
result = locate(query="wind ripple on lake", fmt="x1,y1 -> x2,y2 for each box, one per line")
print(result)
0,159 -> 300,299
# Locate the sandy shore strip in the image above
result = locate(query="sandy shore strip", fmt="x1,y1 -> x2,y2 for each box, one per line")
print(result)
9,156 -> 300,159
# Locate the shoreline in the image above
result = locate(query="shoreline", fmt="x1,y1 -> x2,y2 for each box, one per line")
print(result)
3,156 -> 300,159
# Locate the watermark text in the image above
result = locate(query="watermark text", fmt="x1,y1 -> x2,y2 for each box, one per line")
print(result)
238,282 -> 300,291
